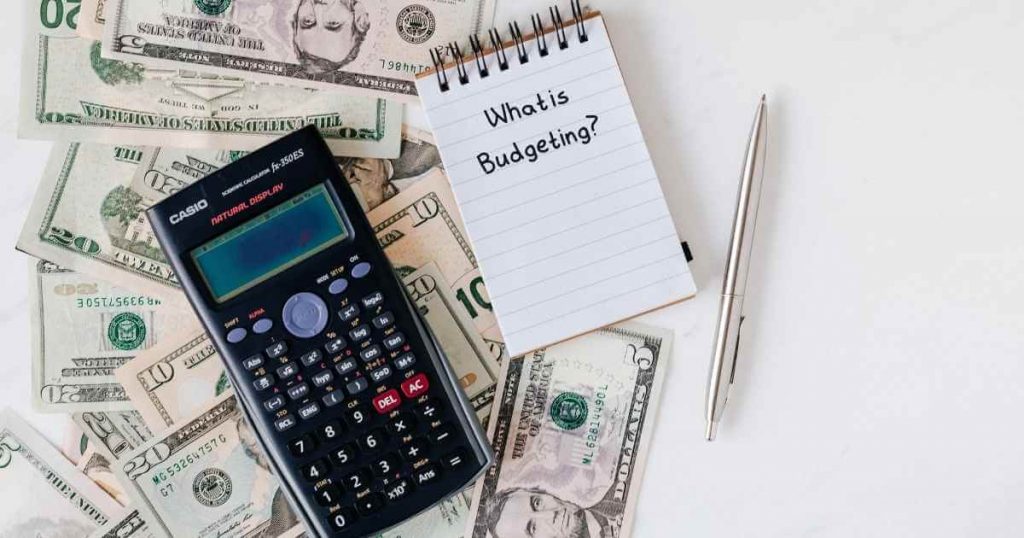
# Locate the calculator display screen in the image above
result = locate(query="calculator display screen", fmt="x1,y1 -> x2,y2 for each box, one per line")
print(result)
191,184 -> 348,303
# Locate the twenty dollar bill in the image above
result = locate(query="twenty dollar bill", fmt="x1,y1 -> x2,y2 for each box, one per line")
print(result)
465,323 -> 673,538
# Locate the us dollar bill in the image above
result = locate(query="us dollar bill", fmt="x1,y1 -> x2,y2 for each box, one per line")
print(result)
77,444 -> 129,505
17,143 -> 187,300
465,322 -> 673,538
368,169 -> 506,362
103,0 -> 495,100
116,327 -> 232,430
119,394 -> 305,538
78,0 -> 107,40
30,260 -> 196,412
21,0 -> 400,157
0,408 -> 123,536
404,263 -> 497,419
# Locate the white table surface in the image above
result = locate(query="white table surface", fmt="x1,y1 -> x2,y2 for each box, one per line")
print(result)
3,1 -> 1024,536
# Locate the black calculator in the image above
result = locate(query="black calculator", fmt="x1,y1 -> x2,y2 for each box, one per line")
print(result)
147,126 -> 493,537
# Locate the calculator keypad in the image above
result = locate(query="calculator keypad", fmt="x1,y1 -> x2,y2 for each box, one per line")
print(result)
231,260 -> 478,534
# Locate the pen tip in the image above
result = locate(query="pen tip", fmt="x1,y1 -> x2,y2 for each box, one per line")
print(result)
760,93 -> 767,104
705,421 -> 717,441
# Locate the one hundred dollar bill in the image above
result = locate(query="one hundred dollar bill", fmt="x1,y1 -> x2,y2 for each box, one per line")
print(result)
116,327 -> 232,430
0,408 -> 123,536
78,0 -> 107,39
30,260 -> 196,412
119,394 -> 305,538
464,323 -> 673,538
102,0 -> 495,100
404,263 -> 497,419
18,143 -> 187,299
21,0 -> 400,157
368,169 -> 506,362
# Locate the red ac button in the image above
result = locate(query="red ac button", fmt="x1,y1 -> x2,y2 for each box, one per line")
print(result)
373,389 -> 402,414
400,373 -> 430,399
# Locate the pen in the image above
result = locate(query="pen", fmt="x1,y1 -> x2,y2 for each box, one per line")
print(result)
705,95 -> 768,441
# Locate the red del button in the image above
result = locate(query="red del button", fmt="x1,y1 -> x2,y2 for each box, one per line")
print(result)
401,373 -> 430,399
373,389 -> 402,414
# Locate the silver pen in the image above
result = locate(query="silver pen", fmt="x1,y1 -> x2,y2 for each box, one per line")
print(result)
705,95 -> 768,441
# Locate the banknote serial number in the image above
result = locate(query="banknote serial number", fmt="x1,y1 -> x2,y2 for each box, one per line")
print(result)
76,296 -> 163,309
380,59 -> 429,75
151,433 -> 229,489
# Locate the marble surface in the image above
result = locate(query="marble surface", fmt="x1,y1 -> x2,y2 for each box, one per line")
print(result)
2,1 -> 1023,536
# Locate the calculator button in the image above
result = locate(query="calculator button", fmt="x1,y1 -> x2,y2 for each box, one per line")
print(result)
265,341 -> 288,359
335,357 -> 358,375
394,353 -> 417,370
314,483 -> 342,506
386,413 -> 416,436
282,292 -> 329,338
383,332 -> 406,351
401,439 -> 429,462
413,464 -> 440,486
371,454 -> 400,477
400,373 -> 430,399
359,429 -> 388,453
337,304 -> 359,322
322,391 -> 345,408
383,477 -> 414,503
373,389 -> 402,414
346,377 -> 369,396
288,435 -> 317,457
300,349 -> 322,367
274,415 -> 296,432
359,345 -> 383,363
349,325 -> 371,342
311,369 -> 334,387
372,312 -> 395,329
369,365 -> 393,384
226,327 -> 247,344
356,493 -> 385,516
441,448 -> 468,470
287,383 -> 310,400
263,394 -> 286,412
344,469 -> 372,491
252,318 -> 273,334
317,420 -> 344,443
253,375 -> 274,391
328,278 -> 349,295
361,292 -> 384,309
352,262 -> 372,279
242,354 -> 264,370
329,443 -> 358,467
298,402 -> 320,420
301,459 -> 331,482
325,337 -> 346,355
346,406 -> 369,427
430,424 -> 454,444
416,398 -> 442,420
329,508 -> 356,531
276,363 -> 299,380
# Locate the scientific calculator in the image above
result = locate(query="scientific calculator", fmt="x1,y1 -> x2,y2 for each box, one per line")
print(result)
147,126 -> 493,537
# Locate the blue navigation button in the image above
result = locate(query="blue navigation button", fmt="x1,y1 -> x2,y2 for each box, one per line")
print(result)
226,327 -> 247,343
351,262 -> 372,279
328,278 -> 349,295
282,292 -> 329,338
252,318 -> 273,334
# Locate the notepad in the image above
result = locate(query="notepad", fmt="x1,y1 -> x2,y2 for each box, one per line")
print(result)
415,10 -> 697,356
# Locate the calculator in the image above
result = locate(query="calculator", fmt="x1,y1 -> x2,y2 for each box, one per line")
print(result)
147,126 -> 493,537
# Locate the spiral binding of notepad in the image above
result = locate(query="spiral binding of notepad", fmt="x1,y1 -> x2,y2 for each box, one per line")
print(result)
427,0 -> 590,92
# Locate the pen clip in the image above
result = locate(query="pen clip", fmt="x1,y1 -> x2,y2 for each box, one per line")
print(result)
729,315 -> 746,384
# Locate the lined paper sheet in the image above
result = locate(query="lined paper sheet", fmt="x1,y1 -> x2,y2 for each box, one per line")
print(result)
416,14 -> 697,356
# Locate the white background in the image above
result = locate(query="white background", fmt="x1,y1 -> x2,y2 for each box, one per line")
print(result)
3,0 -> 1024,536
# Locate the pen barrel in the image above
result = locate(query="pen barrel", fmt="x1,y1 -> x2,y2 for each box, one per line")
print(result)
721,101 -> 767,297
706,293 -> 744,421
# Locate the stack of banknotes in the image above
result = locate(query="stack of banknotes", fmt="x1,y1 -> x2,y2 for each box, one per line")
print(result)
6,1 -> 677,537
